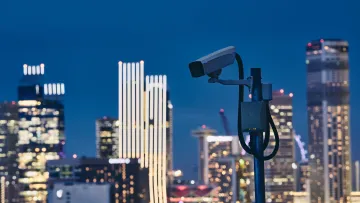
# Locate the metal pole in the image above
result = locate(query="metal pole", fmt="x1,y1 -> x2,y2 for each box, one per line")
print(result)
250,68 -> 266,203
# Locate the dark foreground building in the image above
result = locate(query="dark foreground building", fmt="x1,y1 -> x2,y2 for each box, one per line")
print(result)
46,157 -> 149,203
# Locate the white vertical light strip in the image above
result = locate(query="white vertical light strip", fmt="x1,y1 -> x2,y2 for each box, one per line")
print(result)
52,83 -> 56,95
49,84 -> 53,95
32,66 -> 36,75
56,83 -> 61,95
140,61 -> 145,167
150,76 -> 154,120
1,176 -> 5,203
61,83 -> 65,94
36,65 -> 40,75
356,161 -> 360,191
158,76 -> 164,203
35,85 -> 39,95
153,76 -> 159,203
149,124 -> 154,203
23,64 -> 28,75
131,63 -> 136,158
161,75 -> 168,203
145,76 -> 150,168
118,61 -> 123,158
44,84 -> 48,95
28,66 -> 31,75
40,64 -> 45,75
127,63 -> 131,158
204,137 -> 209,184
123,63 -> 127,158
135,62 -> 140,158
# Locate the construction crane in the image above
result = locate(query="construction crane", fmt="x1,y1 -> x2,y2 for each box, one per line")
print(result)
219,109 -> 232,135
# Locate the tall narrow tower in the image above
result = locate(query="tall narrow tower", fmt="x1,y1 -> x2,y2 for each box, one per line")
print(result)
306,39 -> 351,202
118,61 -> 171,203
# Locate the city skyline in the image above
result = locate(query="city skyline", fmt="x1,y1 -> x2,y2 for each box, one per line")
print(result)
1,0 -> 359,181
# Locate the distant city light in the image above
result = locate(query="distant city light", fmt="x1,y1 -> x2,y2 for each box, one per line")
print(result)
173,170 -> 183,177
56,190 -> 63,199
280,89 -> 284,94
108,158 -> 131,164
190,180 -> 195,184
206,136 -> 233,142
292,163 -> 298,169
168,103 -> 173,109
201,125 -> 206,129
73,154 -> 77,159
289,93 -> 294,97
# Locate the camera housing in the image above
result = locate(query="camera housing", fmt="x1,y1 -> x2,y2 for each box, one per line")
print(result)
188,46 -> 236,78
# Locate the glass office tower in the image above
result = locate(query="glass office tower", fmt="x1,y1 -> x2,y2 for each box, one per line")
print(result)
96,117 -> 119,158
306,39 -> 351,202
265,90 -> 295,203
0,101 -> 19,202
17,64 -> 65,202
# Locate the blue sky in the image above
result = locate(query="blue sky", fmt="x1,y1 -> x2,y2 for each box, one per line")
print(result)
0,0 -> 359,179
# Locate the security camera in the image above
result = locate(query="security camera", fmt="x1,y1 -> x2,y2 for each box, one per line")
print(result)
188,46 -> 236,78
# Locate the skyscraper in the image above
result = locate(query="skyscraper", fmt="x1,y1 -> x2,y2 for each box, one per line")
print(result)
296,161 -> 309,192
17,64 -> 65,202
118,61 -> 172,203
192,126 -> 253,203
265,89 -> 295,202
0,101 -> 19,202
96,117 -> 119,158
306,39 -> 351,202
192,125 -> 218,184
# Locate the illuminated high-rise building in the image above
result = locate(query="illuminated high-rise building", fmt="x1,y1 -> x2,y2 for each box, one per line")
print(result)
118,61 -> 172,203
265,89 -> 295,203
96,117 -> 119,158
192,125 -> 217,184
296,161 -> 309,192
306,39 -> 351,202
0,101 -> 19,202
234,155 -> 254,202
192,127 -> 253,203
17,64 -> 65,202
215,155 -> 253,203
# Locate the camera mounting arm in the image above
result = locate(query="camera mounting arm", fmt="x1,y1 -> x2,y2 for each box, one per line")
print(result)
208,77 -> 252,88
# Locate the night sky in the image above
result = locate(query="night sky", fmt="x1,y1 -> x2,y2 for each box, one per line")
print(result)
1,0 -> 359,180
